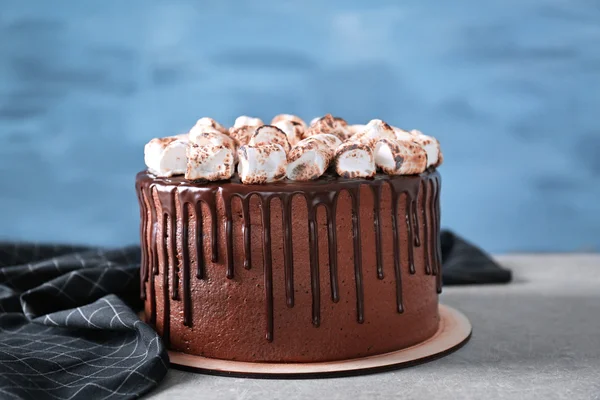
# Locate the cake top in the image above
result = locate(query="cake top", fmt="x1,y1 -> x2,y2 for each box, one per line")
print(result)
144,114 -> 443,184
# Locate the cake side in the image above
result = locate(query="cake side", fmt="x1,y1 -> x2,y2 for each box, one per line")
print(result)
136,170 -> 442,362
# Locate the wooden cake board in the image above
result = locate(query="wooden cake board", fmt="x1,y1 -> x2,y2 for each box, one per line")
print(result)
165,304 -> 471,378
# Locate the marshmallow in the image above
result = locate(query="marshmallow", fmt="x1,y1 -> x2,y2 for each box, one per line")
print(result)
144,136 -> 189,177
249,125 -> 291,153
392,126 -> 414,141
186,143 -> 235,181
352,119 -> 396,146
234,116 -> 264,128
175,133 -> 189,140
392,127 -> 442,168
334,141 -> 376,178
229,125 -> 258,146
271,114 -> 307,128
304,114 -> 351,141
190,128 -> 237,148
192,117 -> 229,135
237,144 -> 287,184
189,128 -> 238,163
286,137 -> 334,181
307,133 -> 342,149
374,138 -> 427,175
273,119 -> 304,146
348,124 -> 367,136
410,129 -> 443,168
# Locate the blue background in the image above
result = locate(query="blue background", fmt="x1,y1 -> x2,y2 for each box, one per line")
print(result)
1,0 -> 598,252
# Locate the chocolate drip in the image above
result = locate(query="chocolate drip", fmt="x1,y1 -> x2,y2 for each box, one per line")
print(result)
135,183 -> 148,300
260,197 -> 275,342
281,195 -> 294,307
405,197 -> 416,275
149,189 -> 159,276
388,176 -> 421,312
160,214 -> 171,345
224,200 -> 234,279
168,215 -> 179,300
306,189 -> 340,316
147,190 -> 157,324
169,214 -> 178,301
242,197 -> 252,270
193,202 -> 205,279
370,184 -> 384,280
422,182 -> 432,275
390,188 -> 404,313
155,189 -> 178,301
307,200 -> 321,327
433,177 -> 443,294
205,194 -> 219,263
412,199 -> 421,248
154,188 -> 177,346
428,182 -> 437,275
179,198 -> 192,326
136,170 -> 440,343
349,188 -> 365,324
325,199 -> 339,303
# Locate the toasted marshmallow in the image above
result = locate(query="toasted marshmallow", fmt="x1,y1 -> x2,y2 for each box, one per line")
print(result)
175,133 -> 189,140
304,114 -> 351,141
229,125 -> 258,146
410,129 -> 443,168
348,124 -> 367,136
234,116 -> 264,128
392,127 -> 442,168
392,126 -> 414,141
249,125 -> 291,153
374,138 -> 427,175
189,128 -> 238,162
185,143 -> 235,181
144,136 -> 189,177
286,137 -> 334,181
190,128 -> 237,148
237,144 -> 287,184
353,119 -> 396,147
307,133 -> 342,149
273,119 -> 304,146
271,114 -> 307,128
334,141 -> 376,178
192,117 -> 229,135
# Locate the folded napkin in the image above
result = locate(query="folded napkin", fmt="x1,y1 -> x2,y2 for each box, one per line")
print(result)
0,231 -> 510,399
441,231 -> 512,285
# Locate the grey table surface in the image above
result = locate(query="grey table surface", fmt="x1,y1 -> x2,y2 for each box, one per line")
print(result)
148,254 -> 600,400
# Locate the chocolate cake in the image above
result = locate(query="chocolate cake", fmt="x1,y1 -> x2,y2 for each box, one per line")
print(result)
136,114 -> 443,362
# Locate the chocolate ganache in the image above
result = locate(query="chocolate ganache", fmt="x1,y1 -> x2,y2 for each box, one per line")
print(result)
136,169 -> 442,362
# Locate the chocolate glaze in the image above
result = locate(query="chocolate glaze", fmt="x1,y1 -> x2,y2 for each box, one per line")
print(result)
281,195 -> 295,306
135,184 -> 148,300
179,199 -> 192,326
193,201 -> 204,279
370,184 -> 384,280
422,181 -> 432,275
405,197 -> 416,275
135,169 -> 441,346
349,189 -> 365,323
434,177 -> 443,293
260,196 -> 275,341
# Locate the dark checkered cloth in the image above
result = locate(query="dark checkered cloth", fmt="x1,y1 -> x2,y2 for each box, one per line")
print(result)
0,244 -> 168,400
0,232 -> 509,399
